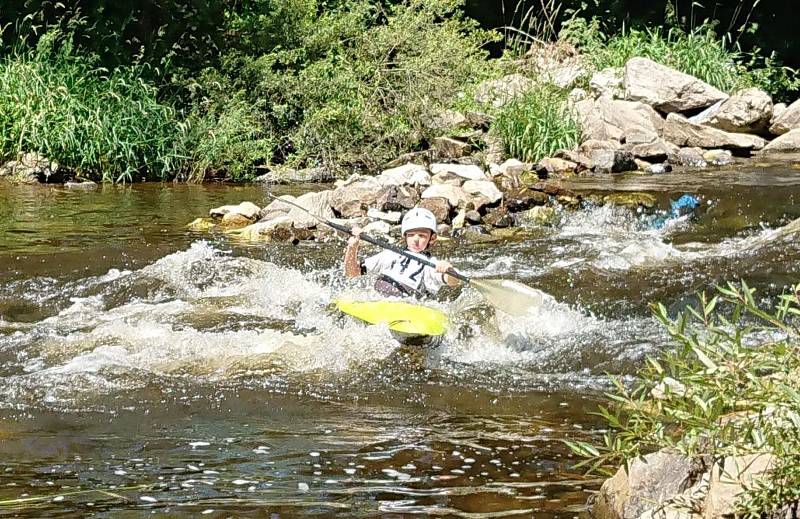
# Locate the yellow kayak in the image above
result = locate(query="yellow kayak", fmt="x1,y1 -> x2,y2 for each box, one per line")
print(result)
333,299 -> 448,337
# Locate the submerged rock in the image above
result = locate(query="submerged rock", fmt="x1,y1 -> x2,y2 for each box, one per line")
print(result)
603,192 -> 657,209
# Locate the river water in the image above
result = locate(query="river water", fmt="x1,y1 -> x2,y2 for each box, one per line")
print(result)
1,164 -> 800,517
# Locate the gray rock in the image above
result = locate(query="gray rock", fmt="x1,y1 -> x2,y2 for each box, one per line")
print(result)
623,133 -> 680,160
575,97 -> 664,143
433,136 -> 471,159
0,152 -> 60,183
592,449 -> 693,519
429,163 -> 487,181
662,113 -> 767,151
591,150 -> 638,173
705,454 -> 774,519
623,57 -> 728,113
646,163 -> 673,174
418,197 -> 451,224
376,163 -> 431,187
253,166 -> 334,184
702,149 -> 735,166
463,180 -> 503,204
64,181 -> 98,190
330,176 -> 388,217
761,128 -> 800,153
210,201 -> 261,220
420,183 -> 470,208
539,157 -> 578,174
769,98 -> 800,135
668,147 -> 708,168
422,110 -> 469,131
376,185 -> 419,211
702,88 -> 773,134
366,208 -> 401,224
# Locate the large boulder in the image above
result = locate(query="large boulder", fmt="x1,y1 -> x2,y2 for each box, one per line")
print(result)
769,98 -> 800,135
474,74 -> 535,108
662,113 -> 767,151
623,57 -> 728,113
575,97 -> 664,143
376,163 -> 431,187
592,449 -> 694,519
284,190 -> 334,229
330,175 -> 388,217
761,128 -> 800,153
701,88 -> 773,134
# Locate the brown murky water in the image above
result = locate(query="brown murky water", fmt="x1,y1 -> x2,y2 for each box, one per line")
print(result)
1,164 -> 800,517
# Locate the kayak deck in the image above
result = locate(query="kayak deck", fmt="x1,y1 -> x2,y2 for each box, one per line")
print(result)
333,299 -> 448,337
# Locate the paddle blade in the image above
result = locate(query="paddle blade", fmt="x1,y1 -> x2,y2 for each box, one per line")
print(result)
470,278 -> 549,316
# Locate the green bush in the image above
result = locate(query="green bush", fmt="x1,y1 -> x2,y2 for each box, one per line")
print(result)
208,0 -> 499,171
567,281 -> 800,515
0,30 -> 183,182
491,86 -> 580,164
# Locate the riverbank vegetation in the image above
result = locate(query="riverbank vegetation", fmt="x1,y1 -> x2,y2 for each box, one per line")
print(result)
0,0 -> 798,182
567,282 -> 800,515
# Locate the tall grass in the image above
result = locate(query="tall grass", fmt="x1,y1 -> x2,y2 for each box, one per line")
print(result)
491,86 -> 579,163
0,30 -> 184,182
567,281 -> 800,515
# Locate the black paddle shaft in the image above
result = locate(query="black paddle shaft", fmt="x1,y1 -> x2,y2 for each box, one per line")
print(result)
265,192 -> 470,283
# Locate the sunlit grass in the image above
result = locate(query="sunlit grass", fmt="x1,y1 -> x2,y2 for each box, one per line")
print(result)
0,30 -> 184,182
491,86 -> 580,163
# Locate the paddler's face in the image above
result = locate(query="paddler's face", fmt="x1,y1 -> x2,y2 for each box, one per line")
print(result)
404,229 -> 434,253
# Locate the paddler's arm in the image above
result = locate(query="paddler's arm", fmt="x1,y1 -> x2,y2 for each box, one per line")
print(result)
344,226 -> 363,278
435,260 -> 460,287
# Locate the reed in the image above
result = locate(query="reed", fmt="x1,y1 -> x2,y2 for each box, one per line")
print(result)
0,30 -> 184,182
491,86 -> 579,164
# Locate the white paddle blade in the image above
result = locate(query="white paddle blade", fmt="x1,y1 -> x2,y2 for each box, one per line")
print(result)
470,278 -> 548,316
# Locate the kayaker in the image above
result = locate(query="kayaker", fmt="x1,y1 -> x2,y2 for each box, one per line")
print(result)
344,207 -> 461,298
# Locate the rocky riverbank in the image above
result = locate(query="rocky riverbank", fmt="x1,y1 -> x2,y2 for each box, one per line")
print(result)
177,55 -> 800,244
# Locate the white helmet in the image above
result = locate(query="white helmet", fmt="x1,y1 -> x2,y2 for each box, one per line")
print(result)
401,207 -> 437,235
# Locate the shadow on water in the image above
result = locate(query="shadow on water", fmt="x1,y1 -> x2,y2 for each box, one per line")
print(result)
1,164 -> 800,516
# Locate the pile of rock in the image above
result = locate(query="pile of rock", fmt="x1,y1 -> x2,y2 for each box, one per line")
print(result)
508,57 -> 800,174
189,159 -> 576,243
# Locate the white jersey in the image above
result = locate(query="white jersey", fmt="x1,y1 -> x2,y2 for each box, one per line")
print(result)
362,249 -> 446,296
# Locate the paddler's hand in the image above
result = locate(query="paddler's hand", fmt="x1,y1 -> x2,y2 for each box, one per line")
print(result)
347,226 -> 363,247
436,260 -> 460,287
435,260 -> 454,274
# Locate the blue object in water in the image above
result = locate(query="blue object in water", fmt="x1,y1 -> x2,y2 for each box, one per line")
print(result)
650,194 -> 701,229
670,194 -> 700,217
